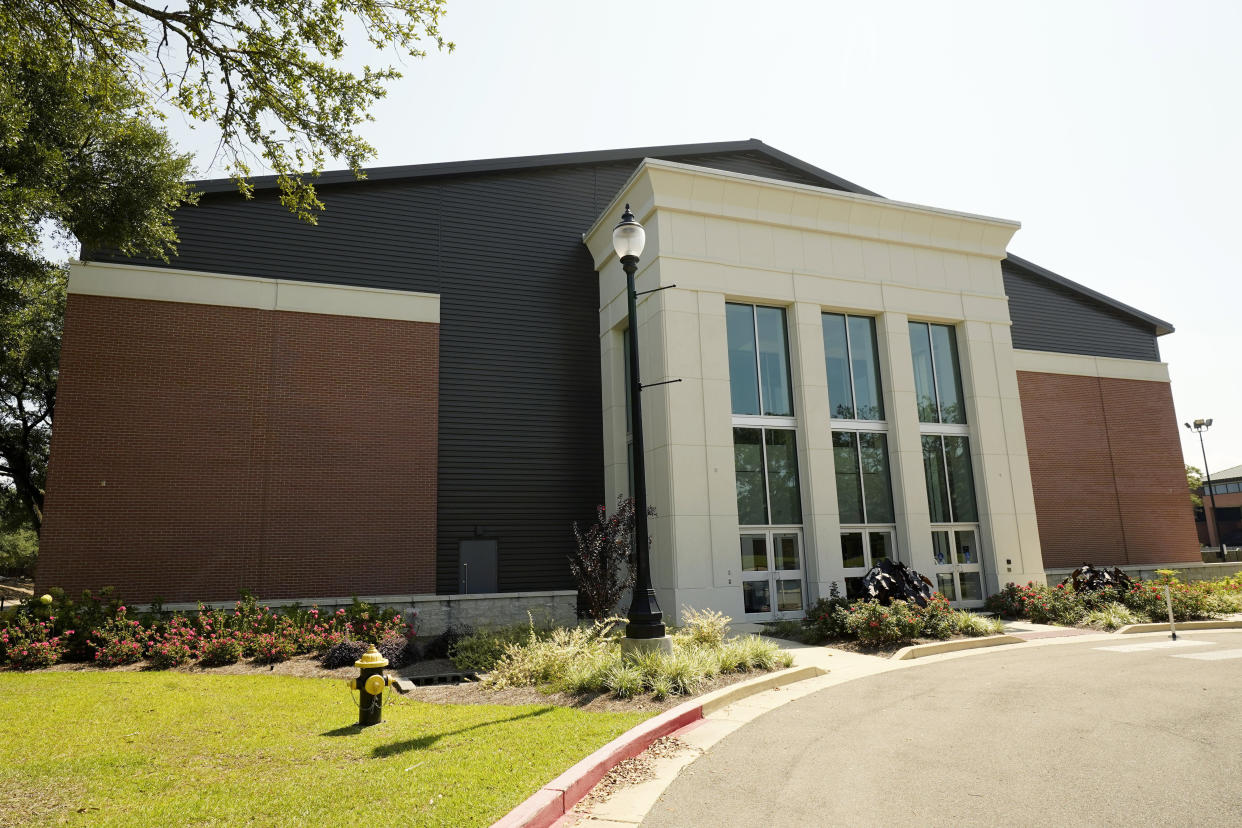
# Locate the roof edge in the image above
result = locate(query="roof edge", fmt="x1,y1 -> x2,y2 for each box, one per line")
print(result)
1003,253 -> 1174,336
187,139 -> 779,193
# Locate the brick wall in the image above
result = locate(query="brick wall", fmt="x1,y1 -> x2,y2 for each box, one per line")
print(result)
1017,371 -> 1199,569
36,294 -> 438,603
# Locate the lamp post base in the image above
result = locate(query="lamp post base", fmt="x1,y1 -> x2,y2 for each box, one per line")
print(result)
621,635 -> 673,661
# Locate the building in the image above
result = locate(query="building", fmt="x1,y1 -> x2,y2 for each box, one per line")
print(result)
1195,462 -> 1242,551
35,140 -> 1201,625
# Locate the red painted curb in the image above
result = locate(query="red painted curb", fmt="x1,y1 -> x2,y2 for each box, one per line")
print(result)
491,698 -> 704,828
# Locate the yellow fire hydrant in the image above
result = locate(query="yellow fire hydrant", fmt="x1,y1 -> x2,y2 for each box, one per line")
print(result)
348,645 -> 392,726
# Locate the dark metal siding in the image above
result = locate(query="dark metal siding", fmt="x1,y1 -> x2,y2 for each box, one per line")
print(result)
89,150 -> 828,594
1003,261 -> 1161,362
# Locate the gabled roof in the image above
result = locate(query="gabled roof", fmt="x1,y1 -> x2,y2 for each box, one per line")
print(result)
1209,463 -> 1242,482
189,139 -> 1170,336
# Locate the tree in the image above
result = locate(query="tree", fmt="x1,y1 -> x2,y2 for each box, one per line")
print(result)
1187,464 -> 1203,509
0,41 -> 194,534
570,497 -> 655,621
9,0 -> 453,222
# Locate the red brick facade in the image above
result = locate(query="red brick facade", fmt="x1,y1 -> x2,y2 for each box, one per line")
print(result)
37,294 -> 438,603
1017,371 -> 1199,569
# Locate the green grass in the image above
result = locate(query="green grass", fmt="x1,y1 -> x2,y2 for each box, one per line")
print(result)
0,672 -> 651,826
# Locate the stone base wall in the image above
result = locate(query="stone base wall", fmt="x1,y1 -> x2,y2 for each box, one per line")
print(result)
137,591 -> 579,637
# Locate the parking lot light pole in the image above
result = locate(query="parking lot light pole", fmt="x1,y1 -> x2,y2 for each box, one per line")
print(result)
1185,418 -> 1226,561
612,204 -> 667,645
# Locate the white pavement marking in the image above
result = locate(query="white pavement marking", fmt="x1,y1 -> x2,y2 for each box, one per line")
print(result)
1094,640 -> 1212,653
1173,648 -> 1242,661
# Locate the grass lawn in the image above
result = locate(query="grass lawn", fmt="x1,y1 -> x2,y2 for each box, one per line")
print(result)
0,672 -> 651,826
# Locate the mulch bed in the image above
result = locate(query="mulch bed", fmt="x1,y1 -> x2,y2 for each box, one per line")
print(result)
34,653 -> 768,713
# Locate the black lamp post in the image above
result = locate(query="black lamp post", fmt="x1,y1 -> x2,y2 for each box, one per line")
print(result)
612,204 -> 666,641
1185,418 -> 1226,561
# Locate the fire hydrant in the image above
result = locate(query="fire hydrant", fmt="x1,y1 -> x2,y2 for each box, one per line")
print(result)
348,645 -> 393,726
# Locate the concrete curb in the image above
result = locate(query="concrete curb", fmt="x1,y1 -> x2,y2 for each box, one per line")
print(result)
490,664 -> 826,828
1116,620 -> 1242,634
891,634 -> 1025,660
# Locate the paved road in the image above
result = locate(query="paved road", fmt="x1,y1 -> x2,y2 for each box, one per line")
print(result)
644,632 -> 1242,827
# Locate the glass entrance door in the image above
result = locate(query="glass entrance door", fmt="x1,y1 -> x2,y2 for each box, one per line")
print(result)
931,528 -> 985,607
740,531 -> 805,620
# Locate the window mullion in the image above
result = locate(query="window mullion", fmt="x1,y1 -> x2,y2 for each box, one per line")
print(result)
760,428 -> 771,525
844,314 -> 858,417
854,432 -> 868,524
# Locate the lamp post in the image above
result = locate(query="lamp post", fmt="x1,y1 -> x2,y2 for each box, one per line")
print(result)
1184,418 -> 1226,561
612,204 -> 667,648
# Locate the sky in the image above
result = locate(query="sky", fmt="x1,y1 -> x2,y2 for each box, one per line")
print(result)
152,0 -> 1242,472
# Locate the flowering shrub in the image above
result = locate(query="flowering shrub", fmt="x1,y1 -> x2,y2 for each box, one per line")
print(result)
989,573 -> 1231,627
146,615 -> 199,669
919,592 -> 958,639
1,613 -> 69,668
802,582 -> 851,641
842,599 -> 924,645
91,607 -> 147,666
199,633 -> 244,667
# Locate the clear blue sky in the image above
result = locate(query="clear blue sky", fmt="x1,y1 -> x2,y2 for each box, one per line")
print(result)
152,0 -> 1242,473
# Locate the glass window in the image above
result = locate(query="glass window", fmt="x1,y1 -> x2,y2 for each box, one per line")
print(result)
945,436 -> 978,523
777,580 -> 803,612
849,316 -> 884,420
869,531 -> 893,564
775,534 -> 800,571
954,530 -> 978,565
909,322 -> 937,423
860,433 -> 895,523
923,435 -> 978,524
740,535 -> 768,571
743,581 -> 771,614
726,304 -> 760,415
922,435 -> 952,523
822,313 -> 852,419
756,306 -> 793,416
765,430 -> 802,524
840,531 -> 866,569
832,431 -> 863,523
909,321 -> 967,425
822,313 -> 884,421
931,531 -> 953,566
727,303 -> 793,417
734,428 -> 767,525
931,325 -> 965,424
733,427 -> 802,526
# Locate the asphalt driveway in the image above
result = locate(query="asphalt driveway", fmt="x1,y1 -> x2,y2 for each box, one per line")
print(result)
644,632 -> 1242,827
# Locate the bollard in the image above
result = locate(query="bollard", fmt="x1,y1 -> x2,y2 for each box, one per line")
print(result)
1164,584 -> 1177,641
348,645 -> 392,726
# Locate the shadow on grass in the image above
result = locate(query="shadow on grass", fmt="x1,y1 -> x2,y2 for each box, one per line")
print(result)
366,706 -> 556,758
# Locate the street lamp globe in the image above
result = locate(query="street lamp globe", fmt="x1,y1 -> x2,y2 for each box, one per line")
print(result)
612,204 -> 645,259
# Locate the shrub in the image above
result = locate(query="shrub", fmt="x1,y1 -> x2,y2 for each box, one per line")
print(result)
320,639 -> 371,669
919,593 -> 957,640
602,662 -> 644,699
842,599 -> 924,645
1083,602 -> 1139,631
984,583 -> 1024,618
716,634 -> 791,672
802,582 -> 851,642
484,620 -> 620,691
199,633 -> 244,667
91,607 -> 147,666
953,611 -> 1005,637
449,625 -> 532,673
678,607 -> 730,647
570,496 -> 652,620
1,612 -> 68,668
249,629 -> 298,664
376,635 -> 412,668
146,615 -> 199,669
422,625 -> 468,661
1122,581 -> 1210,622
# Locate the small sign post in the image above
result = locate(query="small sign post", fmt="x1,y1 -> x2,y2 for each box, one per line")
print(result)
1164,584 -> 1177,641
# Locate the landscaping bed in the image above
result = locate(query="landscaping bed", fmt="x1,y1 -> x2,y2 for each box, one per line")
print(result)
986,570 -> 1242,630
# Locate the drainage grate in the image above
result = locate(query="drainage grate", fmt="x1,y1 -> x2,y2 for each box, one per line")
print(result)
391,672 -> 479,692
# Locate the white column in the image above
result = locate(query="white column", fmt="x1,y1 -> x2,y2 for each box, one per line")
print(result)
877,312 -> 935,576
789,302 -> 841,602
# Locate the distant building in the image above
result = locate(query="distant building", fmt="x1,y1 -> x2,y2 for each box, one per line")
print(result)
1196,463 -> 1242,549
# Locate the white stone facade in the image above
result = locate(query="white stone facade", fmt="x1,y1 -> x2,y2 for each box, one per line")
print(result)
584,159 -> 1046,623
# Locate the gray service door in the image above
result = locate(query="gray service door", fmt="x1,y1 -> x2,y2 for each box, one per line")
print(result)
457,540 -> 498,594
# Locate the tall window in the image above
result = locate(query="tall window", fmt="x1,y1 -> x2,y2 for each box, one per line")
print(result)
909,321 -> 983,603
824,313 -> 896,598
728,303 -> 804,618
